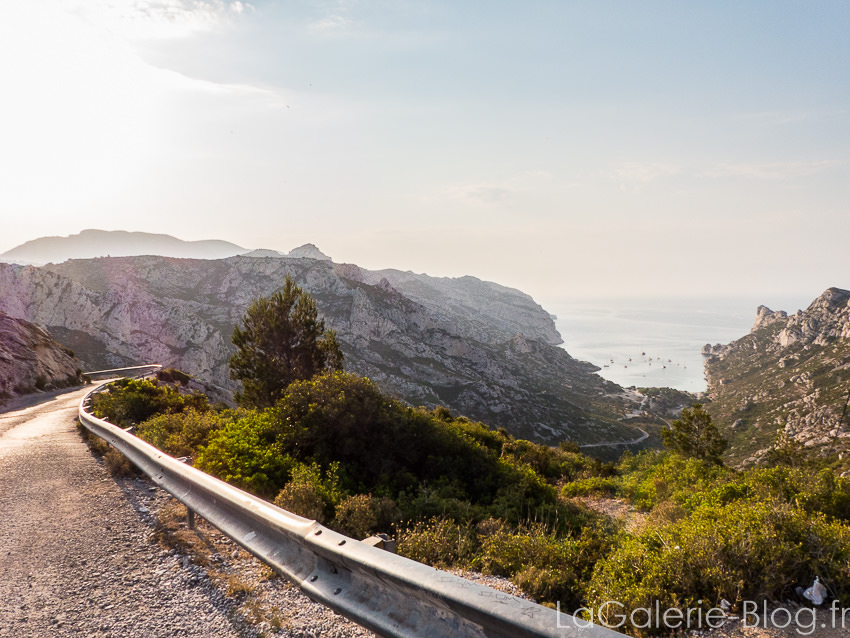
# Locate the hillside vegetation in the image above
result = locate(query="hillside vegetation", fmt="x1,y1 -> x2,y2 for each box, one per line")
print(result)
92,370 -> 850,636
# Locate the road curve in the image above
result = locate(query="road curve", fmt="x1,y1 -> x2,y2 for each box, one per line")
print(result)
579,428 -> 650,449
0,386 -> 251,638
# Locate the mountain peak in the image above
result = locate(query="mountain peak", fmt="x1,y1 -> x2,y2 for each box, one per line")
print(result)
1,230 -> 246,265
287,243 -> 332,261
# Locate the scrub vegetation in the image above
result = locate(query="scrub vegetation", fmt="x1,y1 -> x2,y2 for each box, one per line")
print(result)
92,372 -> 850,635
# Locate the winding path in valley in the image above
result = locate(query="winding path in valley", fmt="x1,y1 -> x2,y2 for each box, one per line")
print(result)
578,427 -> 650,449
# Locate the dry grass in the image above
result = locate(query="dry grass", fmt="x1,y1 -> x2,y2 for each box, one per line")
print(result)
103,448 -> 136,477
148,497 -> 301,634
78,423 -> 139,477
77,423 -> 110,456
150,501 -> 214,567
223,573 -> 254,599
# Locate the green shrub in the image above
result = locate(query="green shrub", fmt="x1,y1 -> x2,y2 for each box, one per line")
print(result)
397,517 -> 478,567
275,480 -> 329,522
586,499 -> 850,635
332,494 -> 379,538
196,411 -> 293,498
476,519 -> 616,608
617,451 -> 728,511
92,377 -> 209,428
273,462 -> 343,523
561,476 -> 620,498
137,409 -> 228,457
267,371 -> 558,521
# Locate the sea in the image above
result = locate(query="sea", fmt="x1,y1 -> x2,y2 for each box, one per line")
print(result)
543,295 -> 815,394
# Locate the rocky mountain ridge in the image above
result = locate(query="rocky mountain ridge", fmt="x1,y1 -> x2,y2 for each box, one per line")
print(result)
0,255 -> 643,445
0,311 -> 84,403
703,287 -> 850,465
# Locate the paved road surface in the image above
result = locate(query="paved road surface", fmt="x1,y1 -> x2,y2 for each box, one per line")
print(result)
0,386 -> 249,638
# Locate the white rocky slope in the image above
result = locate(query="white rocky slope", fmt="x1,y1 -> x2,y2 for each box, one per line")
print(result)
703,287 -> 850,464
0,256 -> 639,444
0,311 -> 83,402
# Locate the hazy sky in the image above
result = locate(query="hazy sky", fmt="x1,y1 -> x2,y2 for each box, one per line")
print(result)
1,1 -> 848,306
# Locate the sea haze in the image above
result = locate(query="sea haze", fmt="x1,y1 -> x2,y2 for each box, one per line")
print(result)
546,295 -> 814,394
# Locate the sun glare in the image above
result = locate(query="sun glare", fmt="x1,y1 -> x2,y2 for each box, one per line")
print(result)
0,1 -> 249,213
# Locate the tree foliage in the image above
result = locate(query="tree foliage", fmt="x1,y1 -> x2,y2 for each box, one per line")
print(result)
229,277 -> 344,408
661,403 -> 727,464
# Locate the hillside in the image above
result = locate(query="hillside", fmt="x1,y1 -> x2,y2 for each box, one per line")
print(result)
703,287 -> 850,465
0,255 -> 646,445
0,311 -> 83,403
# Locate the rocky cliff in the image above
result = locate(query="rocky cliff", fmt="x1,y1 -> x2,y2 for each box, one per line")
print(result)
0,311 -> 83,403
703,287 -> 850,465
0,256 -> 642,444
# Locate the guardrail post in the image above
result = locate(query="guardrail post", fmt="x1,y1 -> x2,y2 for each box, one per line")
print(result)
187,509 -> 195,530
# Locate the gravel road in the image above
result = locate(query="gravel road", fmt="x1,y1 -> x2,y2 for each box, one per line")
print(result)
0,386 -> 374,637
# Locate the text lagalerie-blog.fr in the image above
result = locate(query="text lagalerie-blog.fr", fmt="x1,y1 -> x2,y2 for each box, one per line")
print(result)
554,600 -> 850,635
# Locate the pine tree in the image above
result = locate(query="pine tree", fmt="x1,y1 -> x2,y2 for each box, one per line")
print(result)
229,277 -> 343,408
662,403 -> 727,464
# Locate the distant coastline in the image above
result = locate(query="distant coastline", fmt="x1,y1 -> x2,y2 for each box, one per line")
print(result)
545,295 -> 814,393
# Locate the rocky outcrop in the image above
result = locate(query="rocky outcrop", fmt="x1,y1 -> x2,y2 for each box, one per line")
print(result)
0,256 -> 641,444
286,244 -> 332,261
750,304 -> 789,334
0,311 -> 83,402
704,288 -> 850,465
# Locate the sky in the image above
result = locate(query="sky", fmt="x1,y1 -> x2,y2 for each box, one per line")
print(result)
1,0 -> 848,309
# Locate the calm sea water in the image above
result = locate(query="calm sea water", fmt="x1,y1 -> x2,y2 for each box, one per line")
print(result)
543,295 -> 814,393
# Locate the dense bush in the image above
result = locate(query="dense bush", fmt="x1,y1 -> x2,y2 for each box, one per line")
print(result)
137,409 -> 229,458
195,411 -> 294,497
396,517 -> 478,567
476,519 -> 615,608
91,377 -> 209,428
586,499 -> 850,635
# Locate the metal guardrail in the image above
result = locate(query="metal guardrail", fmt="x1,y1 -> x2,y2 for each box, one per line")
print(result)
78,375 -> 624,638
83,365 -> 163,381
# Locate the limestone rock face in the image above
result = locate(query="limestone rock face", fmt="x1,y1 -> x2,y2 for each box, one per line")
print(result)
752,305 -> 788,332
0,256 -> 638,444
704,287 -> 850,465
0,311 -> 83,402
